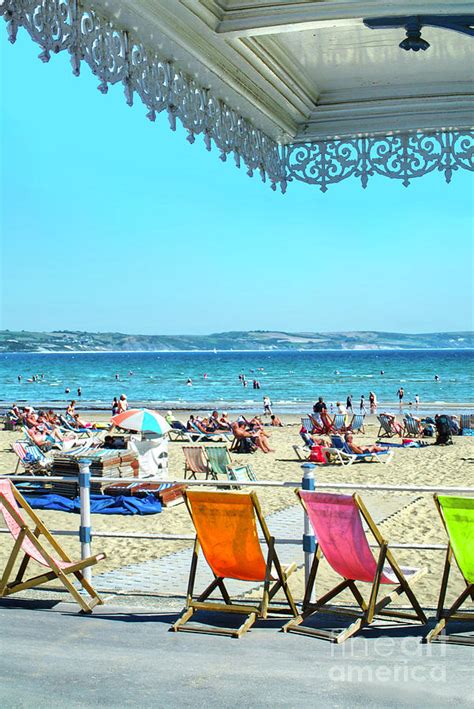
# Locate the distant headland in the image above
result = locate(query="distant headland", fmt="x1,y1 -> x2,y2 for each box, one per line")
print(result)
1,330 -> 472,353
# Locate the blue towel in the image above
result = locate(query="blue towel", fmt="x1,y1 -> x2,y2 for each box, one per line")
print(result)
23,493 -> 162,515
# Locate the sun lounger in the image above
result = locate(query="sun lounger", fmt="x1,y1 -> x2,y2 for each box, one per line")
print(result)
425,495 -> 474,645
172,490 -> 298,637
205,446 -> 232,478
11,441 -> 52,475
59,415 -> 100,439
189,422 -> 232,443
283,491 -> 427,642
293,444 -> 309,461
167,427 -> 194,442
182,446 -> 211,479
346,413 -> 365,434
330,435 -> 393,464
0,479 -> 105,613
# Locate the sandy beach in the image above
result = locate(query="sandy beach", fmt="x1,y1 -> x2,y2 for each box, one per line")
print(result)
0,412 -> 472,608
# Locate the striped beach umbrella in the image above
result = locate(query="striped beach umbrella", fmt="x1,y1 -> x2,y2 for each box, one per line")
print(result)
111,408 -> 170,435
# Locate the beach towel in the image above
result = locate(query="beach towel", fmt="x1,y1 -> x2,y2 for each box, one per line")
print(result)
23,493 -> 162,515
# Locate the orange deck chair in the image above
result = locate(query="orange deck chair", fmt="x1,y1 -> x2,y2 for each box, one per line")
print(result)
283,491 -> 427,642
0,479 -> 105,613
172,490 -> 298,637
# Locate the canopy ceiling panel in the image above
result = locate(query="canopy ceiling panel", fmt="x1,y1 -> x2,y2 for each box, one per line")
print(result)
2,0 -> 473,191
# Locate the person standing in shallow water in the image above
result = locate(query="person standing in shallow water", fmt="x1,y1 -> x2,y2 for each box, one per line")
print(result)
346,394 -> 353,413
112,397 -> 119,416
397,387 -> 404,407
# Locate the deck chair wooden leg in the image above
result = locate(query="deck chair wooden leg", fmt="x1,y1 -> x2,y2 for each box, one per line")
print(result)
72,571 -> 103,604
56,569 -> 96,613
436,546 -> 452,620
426,583 -> 474,643
261,538 -> 275,619
366,545 -> 387,623
186,539 -> 200,606
0,528 -> 26,595
348,581 -> 368,612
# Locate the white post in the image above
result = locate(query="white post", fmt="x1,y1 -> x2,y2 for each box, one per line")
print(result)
78,459 -> 92,583
301,463 -> 316,600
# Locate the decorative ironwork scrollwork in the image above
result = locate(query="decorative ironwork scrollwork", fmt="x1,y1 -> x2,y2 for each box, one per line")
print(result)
286,132 -> 474,191
2,1 -> 472,193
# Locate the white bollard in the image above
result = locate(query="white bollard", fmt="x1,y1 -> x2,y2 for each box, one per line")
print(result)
78,459 -> 92,583
301,463 -> 316,601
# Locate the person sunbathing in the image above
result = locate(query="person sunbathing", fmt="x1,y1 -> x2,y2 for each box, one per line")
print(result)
72,413 -> 97,429
344,433 -> 388,454
381,412 -> 404,436
231,421 -> 273,453
271,414 -> 283,426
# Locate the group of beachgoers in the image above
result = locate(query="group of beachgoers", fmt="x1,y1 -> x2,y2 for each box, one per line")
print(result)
6,402 -> 100,452
165,408 -> 283,453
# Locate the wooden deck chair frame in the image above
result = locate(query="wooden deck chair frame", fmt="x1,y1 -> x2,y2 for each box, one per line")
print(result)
172,491 -> 298,638
283,491 -> 427,643
425,495 -> 474,645
377,415 -> 398,438
0,481 -> 105,613
205,446 -> 231,478
182,446 -> 211,480
348,414 -> 365,434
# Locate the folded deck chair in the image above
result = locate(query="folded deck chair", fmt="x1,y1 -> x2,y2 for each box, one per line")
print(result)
283,491 -> 427,642
377,414 -> 401,438
425,495 -> 474,645
403,415 -> 424,438
182,446 -> 210,479
205,446 -> 232,478
172,490 -> 298,637
347,414 -> 365,434
330,435 -> 393,464
332,414 -> 347,433
0,480 -> 105,613
12,441 -> 52,475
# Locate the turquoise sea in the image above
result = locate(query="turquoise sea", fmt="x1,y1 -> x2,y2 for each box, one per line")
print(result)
1,350 -> 473,414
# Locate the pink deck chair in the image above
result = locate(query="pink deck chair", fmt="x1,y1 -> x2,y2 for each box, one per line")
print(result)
0,479 -> 105,612
283,491 -> 427,642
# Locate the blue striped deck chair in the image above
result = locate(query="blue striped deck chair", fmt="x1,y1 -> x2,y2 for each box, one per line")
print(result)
376,414 -> 399,438
333,414 -> 347,432
403,415 -> 423,438
12,441 -> 52,475
301,416 -> 313,432
226,464 -> 257,482
461,414 -> 474,435
347,413 -> 365,434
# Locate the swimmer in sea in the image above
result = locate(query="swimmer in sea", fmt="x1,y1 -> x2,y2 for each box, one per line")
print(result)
435,374 -> 440,382
187,378 -> 192,386
18,375 -> 21,382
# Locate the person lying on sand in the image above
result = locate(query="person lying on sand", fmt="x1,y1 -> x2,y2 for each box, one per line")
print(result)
271,414 -> 283,426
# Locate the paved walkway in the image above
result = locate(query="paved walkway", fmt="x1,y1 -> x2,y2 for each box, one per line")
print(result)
0,599 -> 471,708
92,493 -> 418,597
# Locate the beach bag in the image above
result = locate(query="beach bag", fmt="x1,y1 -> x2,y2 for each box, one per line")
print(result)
309,445 -> 327,464
435,415 -> 452,446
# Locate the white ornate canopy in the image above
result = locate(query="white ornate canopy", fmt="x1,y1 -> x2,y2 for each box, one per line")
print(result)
2,0 -> 473,191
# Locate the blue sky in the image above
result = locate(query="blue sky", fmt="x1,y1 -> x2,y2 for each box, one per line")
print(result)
1,29 -> 473,335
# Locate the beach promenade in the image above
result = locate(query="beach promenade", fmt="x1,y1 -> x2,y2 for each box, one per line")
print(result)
2,596 -> 472,708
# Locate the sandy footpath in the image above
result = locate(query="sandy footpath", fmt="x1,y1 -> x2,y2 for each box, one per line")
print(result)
0,412 -> 472,607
